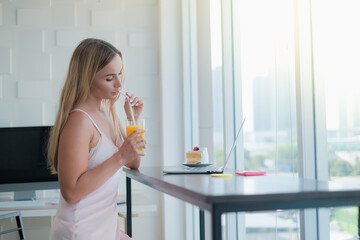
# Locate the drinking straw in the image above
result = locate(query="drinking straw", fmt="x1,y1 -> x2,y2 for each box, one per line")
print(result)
119,91 -> 136,125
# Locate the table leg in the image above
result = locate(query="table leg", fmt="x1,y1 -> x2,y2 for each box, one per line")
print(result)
211,208 -> 222,240
200,209 -> 205,240
126,177 -> 132,237
358,206 -> 360,237
15,214 -> 25,240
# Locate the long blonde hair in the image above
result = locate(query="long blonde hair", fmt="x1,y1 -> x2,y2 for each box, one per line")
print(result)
48,38 -> 124,174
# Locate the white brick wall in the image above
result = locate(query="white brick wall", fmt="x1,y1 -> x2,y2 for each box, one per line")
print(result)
128,30 -> 155,48
51,2 -> 77,27
0,1 -> 159,130
0,3 -> 3,26
91,10 -> 123,27
17,81 -> 52,99
56,31 -> 87,47
0,0 -> 162,239
17,8 -> 52,26
0,47 -> 12,74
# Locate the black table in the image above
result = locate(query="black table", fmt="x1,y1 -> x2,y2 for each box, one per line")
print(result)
123,167 -> 360,240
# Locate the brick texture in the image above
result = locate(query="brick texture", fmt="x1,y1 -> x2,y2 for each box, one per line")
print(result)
0,1 -> 161,238
0,47 -> 12,74
0,3 -> 3,26
0,1 -> 159,127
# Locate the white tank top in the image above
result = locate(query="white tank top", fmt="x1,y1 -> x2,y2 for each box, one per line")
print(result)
50,109 -> 131,240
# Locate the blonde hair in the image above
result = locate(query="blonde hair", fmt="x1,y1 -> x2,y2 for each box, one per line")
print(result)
48,38 -> 125,174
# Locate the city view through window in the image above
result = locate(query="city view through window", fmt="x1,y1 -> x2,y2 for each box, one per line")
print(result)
312,1 -> 360,238
210,0 -> 360,239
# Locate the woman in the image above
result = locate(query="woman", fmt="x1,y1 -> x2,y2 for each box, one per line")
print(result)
48,38 -> 146,240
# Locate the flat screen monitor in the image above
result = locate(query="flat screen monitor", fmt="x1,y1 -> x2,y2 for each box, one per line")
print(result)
0,126 -> 59,201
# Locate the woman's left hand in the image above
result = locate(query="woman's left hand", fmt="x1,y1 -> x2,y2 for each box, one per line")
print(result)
124,92 -> 144,121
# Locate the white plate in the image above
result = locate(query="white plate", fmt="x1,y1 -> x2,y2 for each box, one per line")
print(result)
182,163 -> 213,167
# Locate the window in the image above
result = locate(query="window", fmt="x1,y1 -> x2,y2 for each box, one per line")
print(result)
312,0 -> 360,238
184,0 -> 359,239
235,0 -> 299,238
238,0 -> 298,176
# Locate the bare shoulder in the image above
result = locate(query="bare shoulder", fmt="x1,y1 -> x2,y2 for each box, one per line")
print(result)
61,111 -> 94,141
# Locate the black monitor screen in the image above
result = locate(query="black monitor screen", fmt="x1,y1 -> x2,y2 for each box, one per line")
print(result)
0,126 -> 58,184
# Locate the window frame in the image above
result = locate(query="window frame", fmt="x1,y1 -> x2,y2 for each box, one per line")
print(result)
181,0 -> 330,239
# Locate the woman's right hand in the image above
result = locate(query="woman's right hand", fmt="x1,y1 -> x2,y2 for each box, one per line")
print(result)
117,129 -> 146,166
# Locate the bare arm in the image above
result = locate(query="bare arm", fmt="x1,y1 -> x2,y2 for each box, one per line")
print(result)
57,112 -> 145,204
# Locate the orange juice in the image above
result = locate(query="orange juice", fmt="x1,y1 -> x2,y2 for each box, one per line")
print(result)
126,125 -> 145,150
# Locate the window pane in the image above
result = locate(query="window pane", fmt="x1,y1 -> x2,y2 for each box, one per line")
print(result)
238,0 -> 298,176
312,0 -> 360,238
236,0 -> 299,238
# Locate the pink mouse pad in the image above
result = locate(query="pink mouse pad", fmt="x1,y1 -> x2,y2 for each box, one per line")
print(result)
235,171 -> 266,176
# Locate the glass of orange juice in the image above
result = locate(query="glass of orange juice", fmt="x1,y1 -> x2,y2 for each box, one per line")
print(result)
126,118 -> 145,150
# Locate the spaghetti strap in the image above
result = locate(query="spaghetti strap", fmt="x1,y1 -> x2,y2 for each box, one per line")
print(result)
119,131 -> 124,142
72,109 -> 102,135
